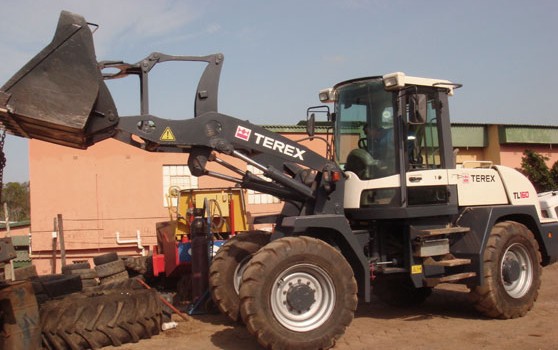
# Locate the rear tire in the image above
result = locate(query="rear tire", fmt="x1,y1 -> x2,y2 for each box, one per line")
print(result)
240,236 -> 357,350
209,231 -> 270,322
469,221 -> 541,319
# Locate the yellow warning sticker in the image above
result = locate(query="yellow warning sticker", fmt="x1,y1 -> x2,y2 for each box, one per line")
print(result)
160,127 -> 176,141
411,265 -> 423,274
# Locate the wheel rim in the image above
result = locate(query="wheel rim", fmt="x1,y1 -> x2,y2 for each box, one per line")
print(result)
501,243 -> 533,298
233,256 -> 251,294
270,263 -> 335,332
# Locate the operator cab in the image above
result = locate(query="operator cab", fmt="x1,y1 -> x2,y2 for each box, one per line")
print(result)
319,72 -> 461,218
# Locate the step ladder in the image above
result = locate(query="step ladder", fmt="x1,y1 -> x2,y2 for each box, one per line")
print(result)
412,226 -> 476,287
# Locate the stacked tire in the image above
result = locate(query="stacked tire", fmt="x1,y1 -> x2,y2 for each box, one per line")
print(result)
40,253 -> 162,349
31,274 -> 83,305
94,252 -> 129,285
62,262 -> 99,288
124,256 -> 150,276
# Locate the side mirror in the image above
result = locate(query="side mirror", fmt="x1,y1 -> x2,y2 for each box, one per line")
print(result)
306,113 -> 316,137
305,105 -> 330,138
409,94 -> 427,124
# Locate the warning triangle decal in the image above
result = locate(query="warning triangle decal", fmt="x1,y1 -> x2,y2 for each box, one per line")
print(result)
160,127 -> 176,141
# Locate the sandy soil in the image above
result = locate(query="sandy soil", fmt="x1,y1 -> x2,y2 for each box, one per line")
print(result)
116,263 -> 558,350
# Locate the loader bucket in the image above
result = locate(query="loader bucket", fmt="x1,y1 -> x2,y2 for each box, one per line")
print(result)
0,11 -> 118,149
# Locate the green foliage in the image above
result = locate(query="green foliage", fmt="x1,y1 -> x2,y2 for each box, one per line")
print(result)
1,181 -> 30,222
552,161 -> 558,186
520,150 -> 556,192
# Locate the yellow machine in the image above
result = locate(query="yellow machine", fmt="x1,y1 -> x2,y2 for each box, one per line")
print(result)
166,187 -> 249,241
153,187 -> 250,282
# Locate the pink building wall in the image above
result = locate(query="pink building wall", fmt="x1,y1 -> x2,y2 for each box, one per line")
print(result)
499,144 -> 558,169
30,138 -> 182,273
28,132 -> 327,274
0,226 -> 30,238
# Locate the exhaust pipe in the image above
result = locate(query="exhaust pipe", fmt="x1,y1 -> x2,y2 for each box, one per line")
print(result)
0,11 -> 118,149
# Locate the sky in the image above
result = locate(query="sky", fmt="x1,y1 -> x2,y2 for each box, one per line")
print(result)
0,0 -> 556,182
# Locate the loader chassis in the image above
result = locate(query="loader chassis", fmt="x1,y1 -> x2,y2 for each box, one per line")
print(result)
328,75 -> 556,297
0,11 -> 557,350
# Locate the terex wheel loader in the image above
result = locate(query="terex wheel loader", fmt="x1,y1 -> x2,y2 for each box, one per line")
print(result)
0,11 -> 557,350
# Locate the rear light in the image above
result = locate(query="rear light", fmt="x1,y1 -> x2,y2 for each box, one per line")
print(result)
331,171 -> 342,182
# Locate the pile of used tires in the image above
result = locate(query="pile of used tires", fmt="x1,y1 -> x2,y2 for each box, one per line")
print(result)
93,252 -> 130,285
31,252 -> 162,350
62,262 -> 98,287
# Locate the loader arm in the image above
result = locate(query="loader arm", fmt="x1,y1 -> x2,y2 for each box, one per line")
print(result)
0,10 -> 345,214
114,110 -> 343,205
99,51 -> 224,118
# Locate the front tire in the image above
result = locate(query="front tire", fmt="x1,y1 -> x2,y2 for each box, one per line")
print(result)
209,231 -> 271,322
469,221 -> 542,319
240,236 -> 357,350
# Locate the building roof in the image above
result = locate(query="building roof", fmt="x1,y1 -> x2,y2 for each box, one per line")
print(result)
0,220 -> 30,230
263,122 -> 558,146
498,125 -> 558,144
264,121 -> 333,134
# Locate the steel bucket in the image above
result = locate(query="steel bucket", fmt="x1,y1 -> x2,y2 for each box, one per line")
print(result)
0,11 -> 118,149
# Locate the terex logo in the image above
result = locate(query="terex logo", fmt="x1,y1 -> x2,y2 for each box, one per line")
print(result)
471,174 -> 496,182
235,126 -> 251,141
254,132 -> 306,161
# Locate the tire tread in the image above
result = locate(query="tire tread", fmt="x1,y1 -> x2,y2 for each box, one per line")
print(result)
469,221 -> 542,319
240,236 -> 357,350
40,289 -> 162,349
209,231 -> 270,322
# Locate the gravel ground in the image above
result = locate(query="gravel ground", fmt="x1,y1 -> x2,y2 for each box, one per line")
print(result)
116,263 -> 558,350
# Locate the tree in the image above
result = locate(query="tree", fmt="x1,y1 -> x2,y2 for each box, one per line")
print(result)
520,150 -> 556,192
1,181 -> 30,222
552,161 -> 558,186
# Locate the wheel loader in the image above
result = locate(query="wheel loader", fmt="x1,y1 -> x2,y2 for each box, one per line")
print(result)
0,11 -> 556,350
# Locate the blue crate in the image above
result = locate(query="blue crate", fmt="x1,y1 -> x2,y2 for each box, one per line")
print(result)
178,240 -> 225,263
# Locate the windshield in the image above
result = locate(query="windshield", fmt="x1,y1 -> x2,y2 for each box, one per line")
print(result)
335,78 -> 396,179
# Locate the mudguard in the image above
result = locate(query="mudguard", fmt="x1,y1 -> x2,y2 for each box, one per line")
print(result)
453,205 -> 558,286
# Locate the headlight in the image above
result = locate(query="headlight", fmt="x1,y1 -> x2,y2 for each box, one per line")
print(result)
382,72 -> 406,90
319,88 -> 334,102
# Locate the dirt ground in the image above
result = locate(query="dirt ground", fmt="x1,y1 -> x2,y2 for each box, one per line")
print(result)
118,263 -> 558,350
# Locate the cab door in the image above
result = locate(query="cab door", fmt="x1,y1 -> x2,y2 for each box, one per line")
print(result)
402,89 -> 458,216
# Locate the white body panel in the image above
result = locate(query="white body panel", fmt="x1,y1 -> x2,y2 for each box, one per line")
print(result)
493,165 -> 541,215
448,168 -> 508,206
407,169 -> 449,187
344,172 -> 399,209
344,168 -> 510,209
539,191 -> 558,221
344,165 -> 543,222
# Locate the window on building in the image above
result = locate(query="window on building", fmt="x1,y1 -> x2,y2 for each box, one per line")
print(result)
246,165 -> 281,205
162,165 -> 198,207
